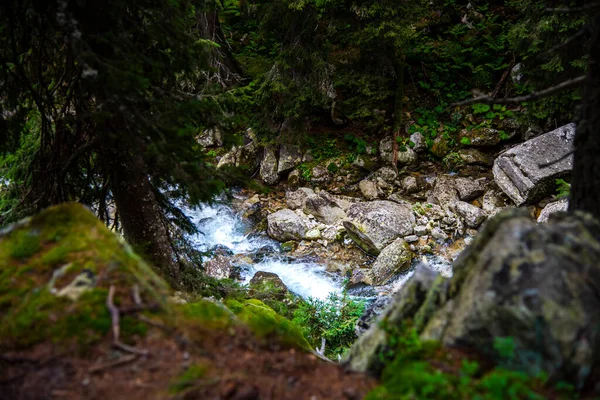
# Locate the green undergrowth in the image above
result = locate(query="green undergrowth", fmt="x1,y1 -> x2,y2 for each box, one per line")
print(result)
226,298 -> 311,351
0,202 -> 168,351
169,363 -> 209,394
366,321 -> 577,400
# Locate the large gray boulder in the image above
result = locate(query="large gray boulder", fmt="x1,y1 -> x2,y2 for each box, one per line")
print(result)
197,127 -> 224,148
359,180 -> 379,200
277,144 -> 303,175
303,193 -> 346,225
260,146 -> 279,186
366,239 -> 413,286
451,200 -> 487,228
203,255 -> 233,280
345,209 -> 600,386
344,201 -> 415,255
493,123 -> 575,205
267,209 -> 308,241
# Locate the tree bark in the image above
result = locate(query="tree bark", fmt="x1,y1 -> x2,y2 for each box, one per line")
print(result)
106,148 -> 180,281
569,19 -> 600,219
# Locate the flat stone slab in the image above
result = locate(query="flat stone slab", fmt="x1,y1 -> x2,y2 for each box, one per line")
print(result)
493,123 -> 575,205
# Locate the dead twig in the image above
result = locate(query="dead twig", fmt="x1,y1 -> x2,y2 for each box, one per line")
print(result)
107,285 -> 149,356
89,354 -> 138,373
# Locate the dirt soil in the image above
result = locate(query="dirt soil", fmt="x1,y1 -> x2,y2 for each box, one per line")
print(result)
1,324 -> 375,400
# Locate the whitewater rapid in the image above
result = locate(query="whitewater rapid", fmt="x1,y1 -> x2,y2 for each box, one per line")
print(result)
181,196 -> 344,300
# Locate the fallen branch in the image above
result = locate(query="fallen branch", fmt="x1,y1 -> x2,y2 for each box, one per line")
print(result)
107,285 -> 149,356
89,354 -> 138,373
450,75 -> 586,108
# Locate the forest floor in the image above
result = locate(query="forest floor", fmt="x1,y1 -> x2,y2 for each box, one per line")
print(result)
1,323 -> 375,400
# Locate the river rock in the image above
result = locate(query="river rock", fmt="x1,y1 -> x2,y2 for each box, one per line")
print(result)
267,209 -> 308,241
344,201 -> 415,255
359,180 -> 379,200
346,209 -> 600,386
537,198 -> 569,223
451,201 -> 487,228
286,187 -> 316,210
260,146 -> 279,185
277,144 -> 302,175
431,176 -> 459,209
303,193 -> 346,225
203,255 -> 233,280
287,169 -> 301,186
365,239 -> 413,286
493,123 -> 575,205
250,271 -> 288,297
454,177 -> 484,201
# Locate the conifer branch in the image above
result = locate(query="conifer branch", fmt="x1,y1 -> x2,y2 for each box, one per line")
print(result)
450,75 -> 587,108
546,2 -> 600,13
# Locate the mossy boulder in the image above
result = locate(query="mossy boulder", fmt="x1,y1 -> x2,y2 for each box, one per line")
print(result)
346,209 -> 600,388
225,299 -> 311,351
0,203 -> 169,351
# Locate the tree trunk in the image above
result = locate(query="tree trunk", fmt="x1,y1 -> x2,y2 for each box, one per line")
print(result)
569,19 -> 600,219
107,148 -> 180,281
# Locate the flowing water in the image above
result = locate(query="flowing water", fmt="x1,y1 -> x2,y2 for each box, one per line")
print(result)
181,195 -> 344,300
182,193 -> 453,301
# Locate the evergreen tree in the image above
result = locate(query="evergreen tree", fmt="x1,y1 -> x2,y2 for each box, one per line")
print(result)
0,0 -> 229,281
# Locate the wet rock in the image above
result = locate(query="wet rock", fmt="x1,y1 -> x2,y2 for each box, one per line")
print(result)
537,198 -> 569,223
493,123 -> 575,205
250,271 -> 288,295
277,144 -> 302,175
454,177 -> 484,201
203,255 -> 233,280
303,193 -> 346,225
457,148 -> 492,166
267,209 -> 308,241
286,187 -> 316,210
359,180 -> 379,200
344,201 -> 416,255
260,146 -> 279,186
451,201 -> 487,228
409,132 -> 426,153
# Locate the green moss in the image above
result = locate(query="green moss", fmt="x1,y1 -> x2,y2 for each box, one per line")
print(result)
177,300 -> 235,331
169,364 -> 209,394
225,299 -> 311,351
9,229 -> 41,259
0,203 -> 169,351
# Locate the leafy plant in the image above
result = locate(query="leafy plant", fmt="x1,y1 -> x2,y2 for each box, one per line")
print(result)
292,292 -> 365,359
555,179 -> 571,199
